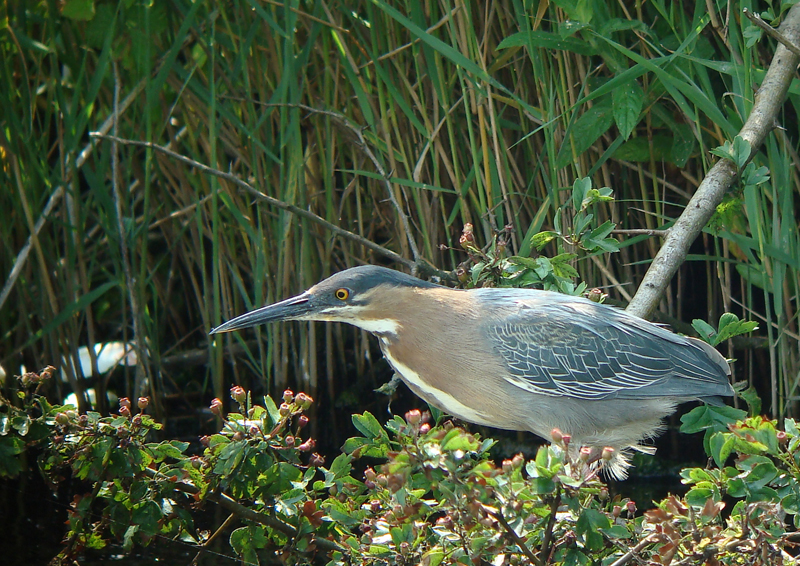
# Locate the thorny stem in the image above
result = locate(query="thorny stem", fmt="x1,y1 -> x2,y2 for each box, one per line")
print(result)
539,489 -> 562,564
484,505 -> 543,566
189,512 -> 238,566
144,468 -> 346,554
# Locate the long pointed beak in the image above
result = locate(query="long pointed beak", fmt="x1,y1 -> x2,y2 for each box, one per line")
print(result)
210,293 -> 314,334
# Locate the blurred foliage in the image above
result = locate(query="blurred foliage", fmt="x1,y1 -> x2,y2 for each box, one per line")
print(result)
7,368 -> 800,564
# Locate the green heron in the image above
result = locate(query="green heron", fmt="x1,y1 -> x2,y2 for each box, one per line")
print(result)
211,265 -> 733,478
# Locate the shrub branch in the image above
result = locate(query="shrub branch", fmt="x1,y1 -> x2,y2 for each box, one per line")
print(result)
626,4 -> 800,319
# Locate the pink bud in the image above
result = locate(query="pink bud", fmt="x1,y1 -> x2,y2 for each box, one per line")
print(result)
210,398 -> 223,416
230,386 -> 246,404
298,438 -> 316,452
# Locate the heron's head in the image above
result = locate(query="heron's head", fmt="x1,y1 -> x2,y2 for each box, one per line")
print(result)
210,265 -> 438,336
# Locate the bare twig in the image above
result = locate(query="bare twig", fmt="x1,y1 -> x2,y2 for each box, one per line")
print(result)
144,467 -> 345,554
626,4 -> 800,319
0,78 -> 147,312
612,229 -> 669,237
189,512 -> 237,566
608,533 -> 661,566
89,133 -> 424,274
221,100 -> 424,266
743,8 -> 800,58
539,490 -> 562,563
484,505 -> 543,566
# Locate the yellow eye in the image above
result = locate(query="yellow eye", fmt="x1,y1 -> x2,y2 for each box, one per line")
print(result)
335,288 -> 350,301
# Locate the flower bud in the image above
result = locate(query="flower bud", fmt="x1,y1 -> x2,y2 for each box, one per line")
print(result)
405,409 -> 422,426
119,397 -> 131,410
587,288 -> 607,303
601,446 -> 614,461
370,500 -> 381,513
419,423 -> 430,434
199,435 -> 210,447
309,453 -> 325,466
298,438 -> 316,452
579,446 -> 593,462
279,403 -> 291,416
132,414 -> 142,426
283,389 -> 294,403
285,435 -> 295,447
55,413 -> 69,426
295,392 -> 313,410
120,406 -> 131,418
459,223 -> 476,250
297,415 -> 309,429
436,515 -> 454,529
230,386 -> 246,405
551,428 -> 563,443
232,431 -> 244,441
137,397 -> 149,410
209,398 -> 223,416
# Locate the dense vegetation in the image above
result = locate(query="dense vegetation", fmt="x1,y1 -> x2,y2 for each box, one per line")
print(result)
1,0 -> 799,564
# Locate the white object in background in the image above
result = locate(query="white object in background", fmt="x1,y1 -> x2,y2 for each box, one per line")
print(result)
61,342 -> 138,380
63,388 -> 119,409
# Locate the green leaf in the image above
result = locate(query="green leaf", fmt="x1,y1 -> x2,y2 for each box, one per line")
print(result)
557,100 -> 614,169
0,436 -> 25,478
743,25 -> 762,48
680,404 -> 747,435
497,31 -> 596,56
691,319 -> 717,344
61,0 -> 95,21
576,509 -> 610,550
230,525 -> 267,566
587,220 -> 616,242
530,231 -> 558,250
709,431 -> 734,468
612,80 -> 644,139
738,386 -> 762,417
710,136 -> 751,169
670,123 -> 696,167
352,412 -> 386,440
614,135 -> 674,162
716,315 -> 758,343
741,163 -> 770,187
735,263 -> 769,290
329,453 -> 353,479
600,524 -> 632,539
262,395 -> 282,428
572,177 -> 592,210
440,429 -> 479,452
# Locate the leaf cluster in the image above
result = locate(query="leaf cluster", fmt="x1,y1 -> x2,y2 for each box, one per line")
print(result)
457,177 -> 617,299
3,369 -> 800,565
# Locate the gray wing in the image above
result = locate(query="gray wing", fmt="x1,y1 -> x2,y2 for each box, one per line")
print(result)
485,297 -> 733,401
